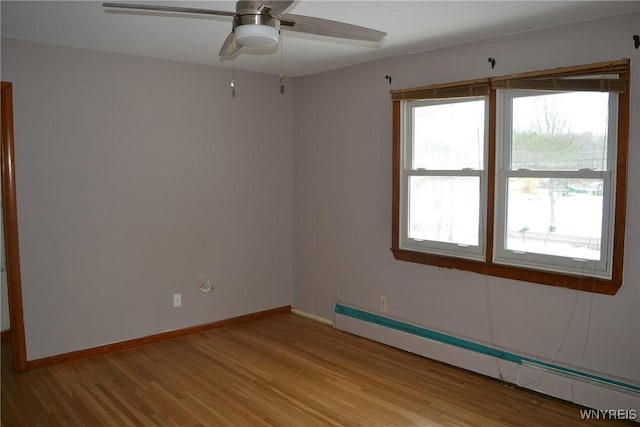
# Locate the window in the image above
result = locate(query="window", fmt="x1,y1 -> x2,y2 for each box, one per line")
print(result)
391,60 -> 629,294
494,90 -> 616,279
403,97 -> 488,260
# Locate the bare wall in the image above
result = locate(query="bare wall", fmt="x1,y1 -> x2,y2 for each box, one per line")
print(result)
1,39 -> 293,360
293,12 -> 640,386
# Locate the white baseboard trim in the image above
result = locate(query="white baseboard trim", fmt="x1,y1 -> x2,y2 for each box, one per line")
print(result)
291,308 -> 333,326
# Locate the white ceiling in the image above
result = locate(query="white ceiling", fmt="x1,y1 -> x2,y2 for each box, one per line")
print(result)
2,1 -> 639,77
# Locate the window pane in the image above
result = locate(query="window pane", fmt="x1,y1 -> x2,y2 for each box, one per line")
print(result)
409,176 -> 479,246
413,99 -> 485,170
505,178 -> 603,260
511,92 -> 609,171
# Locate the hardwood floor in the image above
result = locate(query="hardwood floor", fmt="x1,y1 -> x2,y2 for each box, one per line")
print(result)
1,313 -> 631,426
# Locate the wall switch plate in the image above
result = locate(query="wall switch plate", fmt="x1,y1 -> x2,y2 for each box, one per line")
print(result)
173,293 -> 182,308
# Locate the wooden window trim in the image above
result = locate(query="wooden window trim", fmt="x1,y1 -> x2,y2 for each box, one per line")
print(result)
391,59 -> 629,295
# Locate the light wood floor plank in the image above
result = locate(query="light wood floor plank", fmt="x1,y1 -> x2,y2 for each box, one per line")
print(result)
1,313 -> 632,426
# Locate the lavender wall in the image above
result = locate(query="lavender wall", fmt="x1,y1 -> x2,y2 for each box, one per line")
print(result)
293,12 -> 640,386
1,11 -> 638,396
2,39 -> 293,360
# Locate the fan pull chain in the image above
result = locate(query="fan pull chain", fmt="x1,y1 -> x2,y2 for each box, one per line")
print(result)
231,59 -> 236,98
279,33 -> 285,94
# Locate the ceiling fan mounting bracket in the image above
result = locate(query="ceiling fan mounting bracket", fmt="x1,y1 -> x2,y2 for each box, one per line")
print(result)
233,13 -> 281,33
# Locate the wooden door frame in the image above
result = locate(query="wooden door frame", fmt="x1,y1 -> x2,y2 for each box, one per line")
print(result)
1,81 -> 28,372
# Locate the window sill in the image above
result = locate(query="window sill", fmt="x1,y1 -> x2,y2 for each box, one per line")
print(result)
390,247 -> 622,295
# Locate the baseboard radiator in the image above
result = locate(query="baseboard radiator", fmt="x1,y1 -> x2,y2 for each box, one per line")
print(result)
334,303 -> 639,421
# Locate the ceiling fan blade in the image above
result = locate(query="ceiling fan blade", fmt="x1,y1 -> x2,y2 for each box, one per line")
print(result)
218,32 -> 243,57
280,14 -> 386,42
236,1 -> 293,15
102,3 -> 236,18
265,1 -> 294,16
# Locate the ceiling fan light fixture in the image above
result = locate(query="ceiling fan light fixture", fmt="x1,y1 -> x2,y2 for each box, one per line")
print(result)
234,24 -> 279,47
103,2 -> 388,59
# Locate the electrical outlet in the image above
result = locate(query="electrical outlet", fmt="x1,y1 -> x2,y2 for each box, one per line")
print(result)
380,296 -> 388,312
173,293 -> 182,308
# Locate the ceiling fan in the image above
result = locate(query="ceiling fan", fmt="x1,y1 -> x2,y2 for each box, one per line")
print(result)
102,1 -> 387,58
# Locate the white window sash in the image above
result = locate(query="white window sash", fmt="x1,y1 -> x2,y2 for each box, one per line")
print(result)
493,90 -> 618,279
400,97 -> 488,261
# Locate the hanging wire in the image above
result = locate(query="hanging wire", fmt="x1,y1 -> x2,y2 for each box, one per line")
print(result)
474,82 -> 505,384
521,65 -> 613,392
576,63 -> 613,377
519,287 -> 581,388
484,278 -> 505,382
